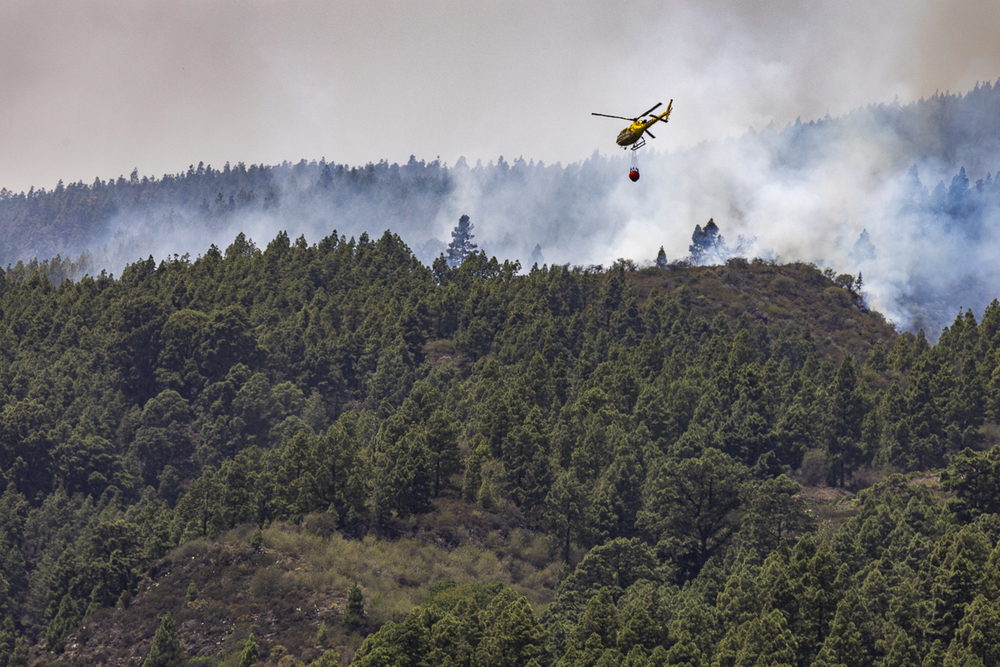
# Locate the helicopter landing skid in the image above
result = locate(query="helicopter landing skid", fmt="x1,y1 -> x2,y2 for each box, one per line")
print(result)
630,138 -> 646,151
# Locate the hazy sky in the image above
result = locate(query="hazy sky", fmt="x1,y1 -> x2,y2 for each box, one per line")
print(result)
3,0 -> 1000,194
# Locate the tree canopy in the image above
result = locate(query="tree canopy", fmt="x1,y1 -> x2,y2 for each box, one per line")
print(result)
0,227 -> 996,666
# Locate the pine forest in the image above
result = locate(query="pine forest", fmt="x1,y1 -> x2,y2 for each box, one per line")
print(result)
0,220 -> 999,666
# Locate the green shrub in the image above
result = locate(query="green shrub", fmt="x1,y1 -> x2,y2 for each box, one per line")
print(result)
249,568 -> 285,598
797,449 -> 829,487
823,286 -> 852,307
772,275 -> 796,293
763,302 -> 789,319
302,513 -> 338,539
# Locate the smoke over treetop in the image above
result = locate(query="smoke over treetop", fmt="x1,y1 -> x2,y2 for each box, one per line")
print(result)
3,83 -> 1000,336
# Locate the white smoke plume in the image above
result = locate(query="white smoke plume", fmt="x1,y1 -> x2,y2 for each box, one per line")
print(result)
4,1 -> 1000,336
28,83 -> 997,341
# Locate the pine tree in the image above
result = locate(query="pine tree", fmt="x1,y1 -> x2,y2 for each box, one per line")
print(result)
316,621 -> 329,646
447,214 -> 478,267
318,161 -> 334,189
656,246 -> 668,269
238,633 -> 258,667
943,594 -> 1000,666
849,229 -> 876,264
424,409 -> 460,498
0,616 -> 28,667
637,448 -> 747,579
922,639 -> 946,667
345,583 -> 366,627
877,625 -> 920,667
738,475 -> 812,555
475,588 -> 544,667
545,468 -> 591,563
716,555 -> 763,631
311,649 -> 342,666
689,218 -> 725,264
45,592 -> 82,650
669,596 -> 720,659
928,524 -> 991,642
620,645 -> 651,667
502,406 -> 553,508
865,340 -> 888,373
531,243 -> 545,266
826,356 -> 868,487
728,610 -> 798,667
571,588 -> 618,649
142,613 -> 185,667
813,593 -> 865,667
617,605 -> 662,653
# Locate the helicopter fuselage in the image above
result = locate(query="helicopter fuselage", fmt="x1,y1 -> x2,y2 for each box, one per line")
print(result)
615,104 -> 672,148
616,124 -> 645,146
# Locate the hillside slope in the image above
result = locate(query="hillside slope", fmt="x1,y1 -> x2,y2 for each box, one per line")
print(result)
1,231 -> 998,666
630,260 -> 894,362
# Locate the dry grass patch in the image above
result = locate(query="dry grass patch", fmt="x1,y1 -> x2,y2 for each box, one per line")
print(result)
57,509 -> 559,667
262,524 -> 558,625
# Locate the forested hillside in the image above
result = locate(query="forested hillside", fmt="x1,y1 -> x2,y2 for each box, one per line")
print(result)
1,229 -> 1000,665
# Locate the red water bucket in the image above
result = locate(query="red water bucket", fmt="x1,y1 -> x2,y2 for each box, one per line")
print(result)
628,169 -> 640,182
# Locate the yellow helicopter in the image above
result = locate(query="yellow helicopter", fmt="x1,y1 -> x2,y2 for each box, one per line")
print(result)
592,100 -> 673,151
592,100 -> 673,180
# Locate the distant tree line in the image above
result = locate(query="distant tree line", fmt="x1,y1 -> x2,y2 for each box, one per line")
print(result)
0,157 -> 454,269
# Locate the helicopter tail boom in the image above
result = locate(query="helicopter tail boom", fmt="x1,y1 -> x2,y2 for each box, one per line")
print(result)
644,99 -> 673,129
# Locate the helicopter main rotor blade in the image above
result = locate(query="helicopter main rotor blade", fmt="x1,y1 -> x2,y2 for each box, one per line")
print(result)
639,102 -> 662,118
592,112 -> 636,121
646,131 -> 656,139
